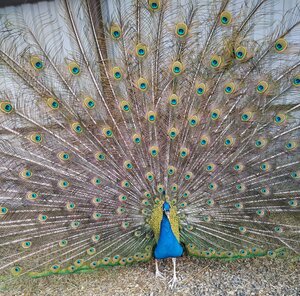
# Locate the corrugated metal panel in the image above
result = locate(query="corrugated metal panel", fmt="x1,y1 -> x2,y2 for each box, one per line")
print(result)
0,0 -> 53,8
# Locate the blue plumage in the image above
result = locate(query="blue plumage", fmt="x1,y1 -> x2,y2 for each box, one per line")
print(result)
154,203 -> 183,259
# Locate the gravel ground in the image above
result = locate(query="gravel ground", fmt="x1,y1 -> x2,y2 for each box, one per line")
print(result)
0,257 -> 299,295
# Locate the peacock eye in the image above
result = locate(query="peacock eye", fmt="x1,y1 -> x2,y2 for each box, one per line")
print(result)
31,56 -> 44,70
220,11 -> 232,25
137,78 -> 149,91
111,24 -> 122,39
291,171 -> 299,179
172,61 -> 184,75
274,113 -> 286,124
71,122 -> 83,134
30,133 -> 43,143
0,207 -> 8,214
274,38 -> 288,52
68,62 -> 81,75
211,109 -> 220,120
292,75 -> 300,86
256,81 -> 269,94
4,103 -> 12,112
211,59 -> 218,67
148,0 -> 160,11
188,115 -> 199,127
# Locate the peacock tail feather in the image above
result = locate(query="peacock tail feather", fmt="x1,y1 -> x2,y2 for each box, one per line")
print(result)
0,0 -> 300,279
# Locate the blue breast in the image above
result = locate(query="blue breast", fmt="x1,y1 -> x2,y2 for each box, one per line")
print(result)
154,213 -> 183,259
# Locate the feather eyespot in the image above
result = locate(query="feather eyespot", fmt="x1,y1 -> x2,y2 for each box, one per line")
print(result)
179,147 -> 189,158
68,61 -> 80,75
145,171 -> 154,181
71,122 -> 83,134
91,234 -> 100,242
188,115 -> 199,127
285,141 -> 297,151
95,152 -> 106,161
46,97 -> 59,110
239,227 -> 247,234
208,182 -> 217,190
233,163 -> 244,172
207,199 -> 215,206
11,266 -> 22,276
274,38 -> 288,52
137,77 -> 149,91
110,24 -> 122,39
83,97 -> 95,109
21,241 -> 32,249
256,210 -> 266,217
171,61 -> 184,75
291,171 -> 300,179
168,127 -> 178,139
235,46 -> 247,61
58,180 -> 70,189
224,82 -> 235,94
27,191 -> 38,201
91,177 -> 101,186
255,138 -> 267,148
171,183 -> 178,192
196,83 -> 207,95
224,135 -> 235,147
0,207 -> 8,215
220,11 -> 232,25
175,22 -> 188,37
20,169 -> 32,179
112,67 -> 122,80
136,43 -> 148,57
256,80 -> 269,94
148,0 -> 160,11
0,101 -> 13,114
260,187 -> 270,195
121,180 -> 130,188
184,171 -> 193,180
30,133 -> 43,143
210,109 -> 221,120
167,166 -> 176,176
132,133 -> 142,144
199,135 -> 210,146
102,127 -> 113,137
30,56 -> 44,70
274,113 -> 286,125
292,75 -> 300,86
206,163 -> 216,172
169,94 -> 179,106
147,111 -> 156,123
38,214 -> 48,222
241,111 -> 253,122
120,100 -> 130,112
123,160 -> 133,170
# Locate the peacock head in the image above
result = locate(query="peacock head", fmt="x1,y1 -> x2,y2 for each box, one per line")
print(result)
163,201 -> 170,217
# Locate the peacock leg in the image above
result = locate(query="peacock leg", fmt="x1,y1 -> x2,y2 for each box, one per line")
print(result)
168,258 -> 178,289
155,259 -> 165,279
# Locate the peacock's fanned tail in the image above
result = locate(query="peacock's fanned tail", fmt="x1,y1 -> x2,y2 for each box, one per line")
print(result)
0,0 -> 299,278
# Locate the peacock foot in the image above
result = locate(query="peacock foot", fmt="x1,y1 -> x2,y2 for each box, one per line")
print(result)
168,275 -> 178,289
155,269 -> 165,280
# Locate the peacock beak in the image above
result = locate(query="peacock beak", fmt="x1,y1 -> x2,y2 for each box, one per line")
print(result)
165,210 -> 170,219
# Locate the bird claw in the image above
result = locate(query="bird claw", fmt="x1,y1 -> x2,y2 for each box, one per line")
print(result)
168,275 -> 178,289
155,270 -> 165,280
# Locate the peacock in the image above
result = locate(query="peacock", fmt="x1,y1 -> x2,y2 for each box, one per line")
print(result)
0,0 -> 300,290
